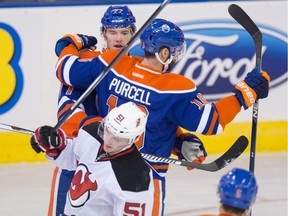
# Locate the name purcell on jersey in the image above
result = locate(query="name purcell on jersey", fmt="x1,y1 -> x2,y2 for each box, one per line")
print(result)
109,78 -> 151,105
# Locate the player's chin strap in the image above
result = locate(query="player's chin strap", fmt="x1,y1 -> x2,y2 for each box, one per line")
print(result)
155,52 -> 173,72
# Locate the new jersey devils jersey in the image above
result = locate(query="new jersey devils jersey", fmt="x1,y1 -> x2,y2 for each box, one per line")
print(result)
48,122 -> 154,216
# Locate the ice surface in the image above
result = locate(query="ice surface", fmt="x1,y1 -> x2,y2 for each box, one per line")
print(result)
0,153 -> 286,216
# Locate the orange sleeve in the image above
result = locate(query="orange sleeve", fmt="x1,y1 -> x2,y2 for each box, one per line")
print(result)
60,111 -> 88,138
79,50 -> 100,59
176,127 -> 184,137
215,95 -> 241,128
58,44 -> 79,59
82,116 -> 103,127
56,44 -> 80,83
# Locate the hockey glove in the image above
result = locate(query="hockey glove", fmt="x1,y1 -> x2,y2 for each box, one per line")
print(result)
234,67 -> 270,109
173,133 -> 207,170
55,34 -> 97,56
30,125 -> 66,159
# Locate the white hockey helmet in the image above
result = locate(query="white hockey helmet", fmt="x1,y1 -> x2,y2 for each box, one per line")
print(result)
104,102 -> 147,145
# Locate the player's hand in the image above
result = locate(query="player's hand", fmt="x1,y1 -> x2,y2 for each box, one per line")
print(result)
234,67 -> 270,109
55,34 -> 97,56
173,133 -> 207,170
30,125 -> 66,159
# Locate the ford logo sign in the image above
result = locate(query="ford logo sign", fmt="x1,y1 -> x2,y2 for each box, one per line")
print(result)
129,21 -> 287,101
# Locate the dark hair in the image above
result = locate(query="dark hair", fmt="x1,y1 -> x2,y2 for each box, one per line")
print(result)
222,203 -> 246,215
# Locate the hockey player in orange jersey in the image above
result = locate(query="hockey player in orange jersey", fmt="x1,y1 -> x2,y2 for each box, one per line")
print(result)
47,7 -> 208,216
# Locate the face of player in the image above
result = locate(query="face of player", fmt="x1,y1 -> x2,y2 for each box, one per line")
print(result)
103,126 -> 130,154
103,27 -> 133,50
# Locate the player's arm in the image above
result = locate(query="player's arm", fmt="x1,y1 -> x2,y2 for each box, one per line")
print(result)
56,45 -> 107,90
56,40 -> 100,137
57,85 -> 98,137
172,67 -> 269,134
58,100 -> 88,138
55,34 -> 102,87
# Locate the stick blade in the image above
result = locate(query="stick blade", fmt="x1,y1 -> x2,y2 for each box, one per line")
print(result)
213,135 -> 249,170
228,4 -> 260,37
186,135 -> 248,172
142,135 -> 248,172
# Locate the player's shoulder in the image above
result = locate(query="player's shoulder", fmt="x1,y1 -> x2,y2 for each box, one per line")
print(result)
100,50 -> 131,63
99,50 -> 138,73
111,145 -> 151,192
160,72 -> 196,91
130,55 -> 143,63
81,121 -> 102,141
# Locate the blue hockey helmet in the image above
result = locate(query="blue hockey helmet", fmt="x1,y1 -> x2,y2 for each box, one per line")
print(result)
140,18 -> 186,64
101,5 -> 136,33
218,168 -> 258,210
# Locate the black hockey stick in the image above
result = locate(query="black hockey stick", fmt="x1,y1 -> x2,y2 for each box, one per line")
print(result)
228,4 -> 262,173
142,136 -> 248,171
0,123 -> 248,172
54,0 -> 170,130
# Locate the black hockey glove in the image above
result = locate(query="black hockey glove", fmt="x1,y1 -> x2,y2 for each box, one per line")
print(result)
30,125 -> 66,159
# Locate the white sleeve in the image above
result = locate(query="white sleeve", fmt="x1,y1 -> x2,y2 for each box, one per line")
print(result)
46,138 -> 78,170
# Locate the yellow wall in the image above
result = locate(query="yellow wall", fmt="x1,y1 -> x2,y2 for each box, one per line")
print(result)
0,132 -> 46,163
197,121 -> 287,154
0,121 -> 287,163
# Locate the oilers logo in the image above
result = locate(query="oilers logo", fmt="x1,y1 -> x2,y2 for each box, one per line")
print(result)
130,21 -> 287,101
0,22 -> 23,114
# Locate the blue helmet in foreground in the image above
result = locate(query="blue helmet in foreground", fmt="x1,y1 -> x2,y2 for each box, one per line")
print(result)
101,5 -> 136,33
218,168 -> 258,210
140,18 -> 186,64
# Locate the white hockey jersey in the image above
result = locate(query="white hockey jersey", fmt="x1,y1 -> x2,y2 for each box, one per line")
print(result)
47,122 -> 155,216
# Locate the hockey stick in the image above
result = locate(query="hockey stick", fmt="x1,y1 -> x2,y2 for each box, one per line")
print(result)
228,4 -> 262,173
0,123 -> 248,171
54,0 -> 170,130
0,123 -> 34,135
142,136 -> 248,171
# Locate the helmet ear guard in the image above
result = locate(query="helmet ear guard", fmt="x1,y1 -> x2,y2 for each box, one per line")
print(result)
218,168 -> 258,210
100,5 -> 137,34
104,102 -> 147,145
